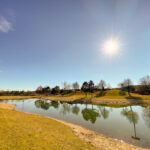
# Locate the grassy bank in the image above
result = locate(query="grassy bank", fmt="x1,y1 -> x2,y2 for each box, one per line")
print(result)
0,90 -> 150,106
0,95 -> 41,100
43,90 -> 150,106
43,90 -> 150,100
0,103 -> 15,109
0,103 -> 147,150
0,107 -> 97,150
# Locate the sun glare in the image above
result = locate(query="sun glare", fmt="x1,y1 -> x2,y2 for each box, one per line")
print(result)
103,40 -> 119,55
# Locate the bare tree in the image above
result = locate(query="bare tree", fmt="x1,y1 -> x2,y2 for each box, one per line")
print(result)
139,75 -> 150,94
98,80 -> 106,91
36,86 -> 43,94
61,81 -> 71,90
72,82 -> 80,91
107,83 -> 112,90
118,82 -> 124,89
122,78 -> 133,95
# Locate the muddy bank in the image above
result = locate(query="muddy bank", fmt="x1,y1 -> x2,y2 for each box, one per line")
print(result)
43,96 -> 150,106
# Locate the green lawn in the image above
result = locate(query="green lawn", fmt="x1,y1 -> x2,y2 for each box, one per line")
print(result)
0,108 -> 98,150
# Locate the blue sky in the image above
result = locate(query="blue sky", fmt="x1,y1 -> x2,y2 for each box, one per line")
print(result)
0,0 -> 150,90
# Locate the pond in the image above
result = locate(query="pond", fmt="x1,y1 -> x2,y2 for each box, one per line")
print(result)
1,99 -> 150,148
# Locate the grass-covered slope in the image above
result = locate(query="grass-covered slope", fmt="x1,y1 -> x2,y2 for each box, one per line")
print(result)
47,90 -> 150,100
0,108 -> 97,150
0,95 -> 41,100
0,90 -> 150,103
96,90 -> 150,100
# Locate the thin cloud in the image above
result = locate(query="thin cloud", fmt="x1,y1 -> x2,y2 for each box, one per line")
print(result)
0,15 -> 13,32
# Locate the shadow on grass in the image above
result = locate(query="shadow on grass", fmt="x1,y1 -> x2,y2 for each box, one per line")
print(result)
125,94 -> 144,105
119,90 -> 126,96
61,92 -> 75,97
118,90 -> 144,105
126,95 -> 142,100
73,98 -> 92,104
67,92 -> 76,96
96,91 -> 106,97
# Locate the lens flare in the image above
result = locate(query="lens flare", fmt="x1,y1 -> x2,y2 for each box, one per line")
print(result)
103,40 -> 119,55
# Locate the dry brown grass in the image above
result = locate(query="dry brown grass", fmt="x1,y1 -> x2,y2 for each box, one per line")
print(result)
0,103 -> 148,150
0,95 -> 41,100
0,108 -> 98,150
57,119 -> 147,150
0,103 -> 15,110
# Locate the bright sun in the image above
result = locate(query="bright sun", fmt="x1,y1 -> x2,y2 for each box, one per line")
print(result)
103,40 -> 119,55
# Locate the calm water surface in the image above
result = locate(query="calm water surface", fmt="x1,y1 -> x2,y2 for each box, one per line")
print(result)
1,99 -> 150,148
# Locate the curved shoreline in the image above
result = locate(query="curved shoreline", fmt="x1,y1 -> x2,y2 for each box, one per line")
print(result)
0,103 -> 149,150
0,102 -> 16,110
54,118 -> 148,150
23,111 -> 148,150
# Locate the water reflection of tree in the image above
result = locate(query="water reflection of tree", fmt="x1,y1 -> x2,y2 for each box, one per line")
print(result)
82,108 -> 100,124
142,107 -> 150,129
50,101 -> 59,109
72,105 -> 80,115
35,100 -> 41,108
35,100 -> 51,110
97,106 -> 110,119
121,107 -> 139,124
121,106 -> 140,140
60,103 -> 71,115
35,100 -> 60,110
21,100 -> 24,111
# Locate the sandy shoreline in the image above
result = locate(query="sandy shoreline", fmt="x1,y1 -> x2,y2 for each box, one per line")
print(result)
55,119 -> 148,150
0,103 -> 149,150
23,111 -> 148,150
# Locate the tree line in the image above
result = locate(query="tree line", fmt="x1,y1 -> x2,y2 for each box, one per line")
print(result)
118,75 -> 150,95
35,75 -> 150,95
0,75 -> 149,96
35,80 -> 109,95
